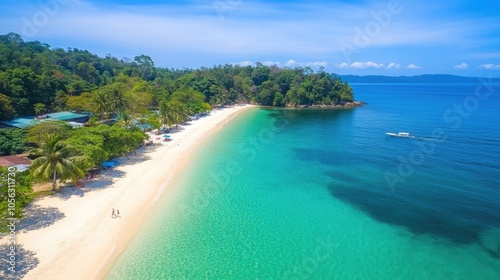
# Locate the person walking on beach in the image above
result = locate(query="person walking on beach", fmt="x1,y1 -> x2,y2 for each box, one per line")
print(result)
112,208 -> 116,218
117,209 -> 121,218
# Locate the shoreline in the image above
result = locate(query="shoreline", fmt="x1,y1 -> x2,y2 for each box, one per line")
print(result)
255,101 -> 365,109
284,101 -> 365,109
1,105 -> 255,280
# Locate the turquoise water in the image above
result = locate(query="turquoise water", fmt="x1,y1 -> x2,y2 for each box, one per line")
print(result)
106,83 -> 500,279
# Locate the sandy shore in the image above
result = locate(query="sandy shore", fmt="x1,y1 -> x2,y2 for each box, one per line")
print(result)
0,105 -> 253,280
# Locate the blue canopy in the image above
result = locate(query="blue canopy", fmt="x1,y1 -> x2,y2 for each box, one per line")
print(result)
102,161 -> 117,168
162,134 -> 171,138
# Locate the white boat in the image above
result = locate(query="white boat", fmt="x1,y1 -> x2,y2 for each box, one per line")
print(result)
385,132 -> 415,138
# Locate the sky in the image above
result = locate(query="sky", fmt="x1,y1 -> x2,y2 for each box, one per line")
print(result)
0,0 -> 500,76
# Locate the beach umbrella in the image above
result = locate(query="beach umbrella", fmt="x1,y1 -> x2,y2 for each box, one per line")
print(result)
162,134 -> 171,138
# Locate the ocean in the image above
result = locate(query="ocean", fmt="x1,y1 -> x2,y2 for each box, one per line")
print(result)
106,82 -> 500,279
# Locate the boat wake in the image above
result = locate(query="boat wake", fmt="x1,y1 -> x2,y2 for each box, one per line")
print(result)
416,137 -> 439,141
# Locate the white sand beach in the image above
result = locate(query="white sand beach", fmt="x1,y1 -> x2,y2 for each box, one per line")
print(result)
0,105 -> 253,280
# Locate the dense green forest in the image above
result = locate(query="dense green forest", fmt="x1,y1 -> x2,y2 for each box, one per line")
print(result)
0,32 -> 354,121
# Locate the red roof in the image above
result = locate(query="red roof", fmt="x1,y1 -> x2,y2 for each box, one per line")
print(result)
0,155 -> 32,167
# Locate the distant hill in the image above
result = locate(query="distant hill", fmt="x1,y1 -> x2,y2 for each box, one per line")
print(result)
339,74 -> 500,83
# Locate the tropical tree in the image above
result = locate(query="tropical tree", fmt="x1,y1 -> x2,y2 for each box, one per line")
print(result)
169,88 -> 211,114
83,125 -> 146,158
66,132 -> 107,172
26,120 -> 72,144
108,86 -> 127,116
93,91 -> 109,120
0,128 -> 27,156
146,113 -> 161,130
159,100 -> 175,128
117,112 -> 133,129
29,134 -> 83,191
171,101 -> 190,124
0,93 -> 15,120
210,91 -> 230,107
66,92 -> 94,112
34,103 -> 46,116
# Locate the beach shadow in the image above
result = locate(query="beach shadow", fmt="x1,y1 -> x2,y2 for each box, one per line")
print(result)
82,177 -> 114,191
0,244 -> 39,280
53,169 -> 126,199
142,143 -> 162,153
16,205 -> 65,233
118,154 -> 152,166
55,186 -> 86,200
168,126 -> 185,134
81,170 -> 126,192
104,169 -> 126,179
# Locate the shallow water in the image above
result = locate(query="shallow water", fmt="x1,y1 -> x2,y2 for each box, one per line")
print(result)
106,83 -> 500,279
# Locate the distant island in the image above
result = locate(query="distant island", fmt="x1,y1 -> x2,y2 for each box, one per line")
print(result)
340,74 -> 500,84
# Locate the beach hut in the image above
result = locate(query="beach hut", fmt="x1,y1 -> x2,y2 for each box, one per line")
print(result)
0,155 -> 31,170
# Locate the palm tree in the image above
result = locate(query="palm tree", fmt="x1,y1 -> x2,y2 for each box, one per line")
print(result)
159,101 -> 175,129
175,103 -> 190,124
118,112 -> 133,129
94,91 -> 109,120
109,87 -> 127,117
30,134 -> 84,191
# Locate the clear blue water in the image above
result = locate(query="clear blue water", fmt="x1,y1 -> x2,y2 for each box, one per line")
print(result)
106,83 -> 500,279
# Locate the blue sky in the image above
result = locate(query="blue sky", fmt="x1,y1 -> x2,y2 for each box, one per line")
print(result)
1,0 -> 500,76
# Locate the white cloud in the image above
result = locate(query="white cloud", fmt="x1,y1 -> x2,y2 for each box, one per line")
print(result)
454,63 -> 469,70
235,61 -> 254,67
479,64 -> 500,70
337,62 -> 350,69
387,63 -> 400,69
407,64 -> 422,70
234,60 -> 327,68
285,60 -> 297,67
262,61 -> 281,66
337,61 -> 384,69
303,61 -> 328,67
282,60 -> 327,68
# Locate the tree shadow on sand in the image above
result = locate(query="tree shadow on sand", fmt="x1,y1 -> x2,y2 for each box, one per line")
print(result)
55,169 -> 127,200
141,143 -> 162,153
0,244 -> 39,279
16,205 -> 65,233
118,154 -> 152,166
166,126 -> 184,134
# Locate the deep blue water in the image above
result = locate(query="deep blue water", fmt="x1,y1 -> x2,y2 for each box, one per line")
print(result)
107,82 -> 500,279
339,83 -> 500,248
